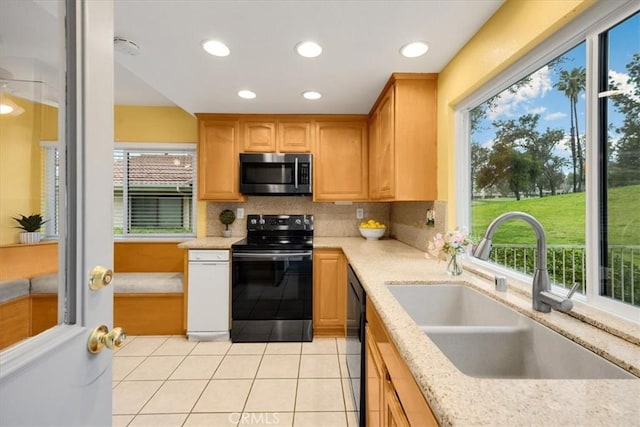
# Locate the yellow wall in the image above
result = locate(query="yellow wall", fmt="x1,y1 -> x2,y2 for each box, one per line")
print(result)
436,0 -> 596,225
0,95 -> 58,245
114,105 -> 196,142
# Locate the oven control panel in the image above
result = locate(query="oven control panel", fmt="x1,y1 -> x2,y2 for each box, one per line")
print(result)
246,214 -> 313,231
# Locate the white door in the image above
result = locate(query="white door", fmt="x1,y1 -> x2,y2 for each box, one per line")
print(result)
0,1 -> 115,426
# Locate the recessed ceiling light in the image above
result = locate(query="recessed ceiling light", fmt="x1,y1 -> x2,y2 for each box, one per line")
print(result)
202,40 -> 230,57
237,90 -> 256,99
0,104 -> 14,115
400,41 -> 429,58
295,41 -> 322,58
302,91 -> 322,100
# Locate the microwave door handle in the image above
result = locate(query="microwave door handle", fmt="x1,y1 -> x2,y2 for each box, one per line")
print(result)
294,157 -> 299,189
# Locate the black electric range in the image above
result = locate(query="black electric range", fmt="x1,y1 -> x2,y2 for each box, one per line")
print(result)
231,214 -> 314,342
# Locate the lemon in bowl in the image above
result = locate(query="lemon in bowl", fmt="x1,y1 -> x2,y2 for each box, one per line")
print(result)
359,219 -> 386,240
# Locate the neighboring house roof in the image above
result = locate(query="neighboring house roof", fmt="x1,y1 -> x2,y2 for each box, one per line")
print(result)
113,153 -> 193,186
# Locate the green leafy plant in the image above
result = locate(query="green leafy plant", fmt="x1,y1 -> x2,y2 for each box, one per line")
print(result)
12,214 -> 47,232
218,209 -> 236,231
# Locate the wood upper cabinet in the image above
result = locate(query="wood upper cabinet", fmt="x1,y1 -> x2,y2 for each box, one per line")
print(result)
242,121 -> 277,152
369,74 -> 437,201
278,120 -> 312,152
196,116 -> 245,201
370,89 -> 395,200
313,118 -> 368,201
240,118 -> 312,153
367,298 -> 439,427
313,249 -> 346,337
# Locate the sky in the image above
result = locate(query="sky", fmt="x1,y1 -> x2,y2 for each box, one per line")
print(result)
472,11 -> 639,166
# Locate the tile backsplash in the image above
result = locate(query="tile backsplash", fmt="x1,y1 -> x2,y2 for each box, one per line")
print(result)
206,197 -> 447,252
206,197 -> 390,237
389,200 -> 447,252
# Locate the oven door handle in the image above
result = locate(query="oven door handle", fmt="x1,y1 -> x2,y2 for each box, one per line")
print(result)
233,251 -> 312,260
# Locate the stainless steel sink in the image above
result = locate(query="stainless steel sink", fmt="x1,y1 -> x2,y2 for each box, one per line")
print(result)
387,284 -> 636,380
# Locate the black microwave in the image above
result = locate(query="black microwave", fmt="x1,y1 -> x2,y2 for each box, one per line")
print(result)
239,153 -> 312,196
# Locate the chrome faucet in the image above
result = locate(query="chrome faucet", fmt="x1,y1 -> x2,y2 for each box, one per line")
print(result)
472,211 -> 579,313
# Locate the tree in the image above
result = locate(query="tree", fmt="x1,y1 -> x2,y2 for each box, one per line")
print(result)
471,141 -> 490,195
476,140 -> 536,201
554,67 -> 586,192
608,53 -> 640,187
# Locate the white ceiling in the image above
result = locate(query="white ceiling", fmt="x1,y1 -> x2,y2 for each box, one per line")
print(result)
1,1 -> 504,115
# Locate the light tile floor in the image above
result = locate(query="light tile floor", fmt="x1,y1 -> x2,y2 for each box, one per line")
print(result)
113,336 -> 358,427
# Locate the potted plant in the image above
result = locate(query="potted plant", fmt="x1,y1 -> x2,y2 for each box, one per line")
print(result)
12,214 -> 47,244
219,209 -> 236,238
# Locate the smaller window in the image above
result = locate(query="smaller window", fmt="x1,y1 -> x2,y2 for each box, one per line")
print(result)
41,144 -> 197,239
114,147 -> 197,237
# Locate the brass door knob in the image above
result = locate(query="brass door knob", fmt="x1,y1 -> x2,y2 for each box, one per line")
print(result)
89,266 -> 113,290
87,325 -> 127,353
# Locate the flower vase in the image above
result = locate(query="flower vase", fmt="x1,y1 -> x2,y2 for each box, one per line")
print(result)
446,253 -> 463,276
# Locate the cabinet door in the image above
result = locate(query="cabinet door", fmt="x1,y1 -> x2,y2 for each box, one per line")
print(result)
385,378 -> 410,427
198,119 -> 244,200
368,112 -> 380,200
314,120 -> 368,201
278,121 -> 312,152
366,326 -> 385,427
376,88 -> 395,200
242,121 -> 277,152
312,249 -> 346,336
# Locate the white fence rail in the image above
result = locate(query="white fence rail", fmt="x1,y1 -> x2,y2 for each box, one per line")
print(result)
490,244 -> 639,306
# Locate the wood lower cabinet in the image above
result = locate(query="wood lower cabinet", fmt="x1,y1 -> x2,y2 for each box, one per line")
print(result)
369,73 -> 437,201
313,249 -> 346,336
196,115 -> 245,201
314,118 -> 368,201
366,326 -> 385,427
367,298 -> 439,427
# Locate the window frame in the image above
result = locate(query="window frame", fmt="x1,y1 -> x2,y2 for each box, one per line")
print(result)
114,142 -> 197,240
42,141 -> 197,240
455,0 -> 640,323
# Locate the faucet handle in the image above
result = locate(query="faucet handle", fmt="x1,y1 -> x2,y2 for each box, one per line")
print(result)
567,282 -> 581,299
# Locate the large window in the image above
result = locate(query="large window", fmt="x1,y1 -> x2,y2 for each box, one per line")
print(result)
43,143 -> 197,238
460,5 -> 639,320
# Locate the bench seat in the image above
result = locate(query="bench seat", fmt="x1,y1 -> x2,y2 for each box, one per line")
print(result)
29,272 -> 185,336
0,278 -> 30,302
0,279 -> 31,349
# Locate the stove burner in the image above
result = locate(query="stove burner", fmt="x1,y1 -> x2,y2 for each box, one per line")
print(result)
232,214 -> 314,251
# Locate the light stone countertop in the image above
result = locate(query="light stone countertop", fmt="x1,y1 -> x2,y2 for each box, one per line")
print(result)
177,236 -> 243,249
314,237 -> 640,427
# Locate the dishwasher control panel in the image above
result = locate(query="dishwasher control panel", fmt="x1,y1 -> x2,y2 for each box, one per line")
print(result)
188,250 -> 229,262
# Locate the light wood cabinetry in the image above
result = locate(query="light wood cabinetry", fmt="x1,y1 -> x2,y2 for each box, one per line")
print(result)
312,249 -> 346,337
369,74 -> 437,201
366,326 -> 385,427
196,115 -> 246,201
313,118 -> 368,201
241,118 -> 312,153
278,120 -> 312,152
242,121 -> 277,152
367,297 -> 438,427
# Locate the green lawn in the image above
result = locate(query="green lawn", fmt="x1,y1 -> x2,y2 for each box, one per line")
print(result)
472,185 -> 640,246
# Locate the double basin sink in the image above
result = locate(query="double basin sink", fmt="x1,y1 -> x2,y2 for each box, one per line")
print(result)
388,284 -> 636,379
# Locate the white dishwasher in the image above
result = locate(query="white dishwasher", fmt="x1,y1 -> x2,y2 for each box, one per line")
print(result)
187,249 -> 230,341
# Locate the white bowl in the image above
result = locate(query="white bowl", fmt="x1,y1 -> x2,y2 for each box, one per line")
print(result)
359,227 -> 385,240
